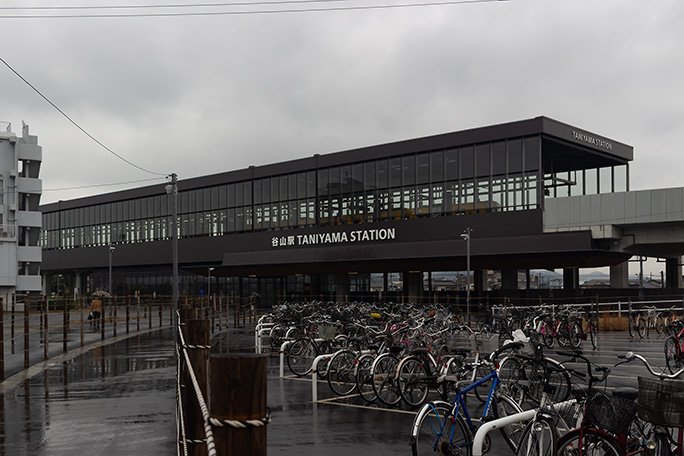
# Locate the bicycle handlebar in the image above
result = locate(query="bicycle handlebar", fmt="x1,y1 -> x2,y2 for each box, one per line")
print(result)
616,351 -> 684,379
556,350 -> 610,384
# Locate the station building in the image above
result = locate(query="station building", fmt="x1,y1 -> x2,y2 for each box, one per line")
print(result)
40,116 -> 683,306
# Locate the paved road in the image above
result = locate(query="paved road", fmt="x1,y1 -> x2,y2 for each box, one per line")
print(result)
0,328 -> 176,456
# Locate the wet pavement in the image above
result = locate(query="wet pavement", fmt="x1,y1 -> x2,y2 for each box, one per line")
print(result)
0,328 -> 176,456
0,321 -> 673,456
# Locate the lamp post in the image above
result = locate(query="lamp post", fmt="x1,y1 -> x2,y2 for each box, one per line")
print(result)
108,245 -> 115,296
460,227 -> 472,325
208,267 -> 215,305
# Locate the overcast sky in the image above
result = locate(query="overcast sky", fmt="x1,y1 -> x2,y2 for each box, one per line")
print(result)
2,0 -> 683,275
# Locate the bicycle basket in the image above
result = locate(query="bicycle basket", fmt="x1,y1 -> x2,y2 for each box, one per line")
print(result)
637,376 -> 684,427
317,324 -> 337,340
586,389 -> 637,435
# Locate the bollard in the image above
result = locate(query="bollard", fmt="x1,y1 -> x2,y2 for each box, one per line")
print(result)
44,296 -> 50,360
210,354 -> 267,456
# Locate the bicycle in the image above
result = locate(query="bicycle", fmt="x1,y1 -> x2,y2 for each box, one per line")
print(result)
665,322 -> 684,375
572,308 -> 599,350
408,341 -> 527,456
628,304 -> 647,339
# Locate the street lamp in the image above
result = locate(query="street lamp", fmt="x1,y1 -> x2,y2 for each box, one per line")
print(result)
460,227 -> 472,325
208,267 -> 215,304
108,245 -> 115,296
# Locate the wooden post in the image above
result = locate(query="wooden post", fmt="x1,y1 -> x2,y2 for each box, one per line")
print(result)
44,297 -> 49,359
101,299 -> 106,341
137,295 -> 140,332
113,297 -> 117,338
126,296 -> 130,334
24,295 -> 30,368
183,319 -> 210,456
63,294 -> 68,353
148,301 -> 152,330
210,354 -> 267,455
158,301 -> 163,328
80,297 -> 85,347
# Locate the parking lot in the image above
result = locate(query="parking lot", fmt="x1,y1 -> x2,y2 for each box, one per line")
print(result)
265,330 -> 672,455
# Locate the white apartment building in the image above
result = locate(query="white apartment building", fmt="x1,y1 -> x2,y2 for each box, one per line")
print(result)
0,121 -> 42,309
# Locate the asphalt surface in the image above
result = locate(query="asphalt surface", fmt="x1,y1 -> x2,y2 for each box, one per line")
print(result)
0,321 -> 674,456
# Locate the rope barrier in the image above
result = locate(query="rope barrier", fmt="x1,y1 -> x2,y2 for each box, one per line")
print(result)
209,410 -> 271,429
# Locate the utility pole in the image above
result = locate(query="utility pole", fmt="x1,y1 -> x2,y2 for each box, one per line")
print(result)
460,227 -> 472,325
108,245 -> 115,295
167,173 -> 179,341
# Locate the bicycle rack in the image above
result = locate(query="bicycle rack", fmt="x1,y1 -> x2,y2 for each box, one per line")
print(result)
311,349 -> 346,402
254,321 -> 275,354
279,340 -> 295,378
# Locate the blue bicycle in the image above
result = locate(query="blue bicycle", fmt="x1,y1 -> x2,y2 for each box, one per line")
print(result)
409,341 -> 526,456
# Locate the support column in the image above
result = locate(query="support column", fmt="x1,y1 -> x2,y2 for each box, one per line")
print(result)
563,268 -> 580,290
474,270 -> 487,295
334,274 -> 350,303
404,271 -> 423,304
501,269 -> 518,291
610,261 -> 630,288
666,257 -> 683,289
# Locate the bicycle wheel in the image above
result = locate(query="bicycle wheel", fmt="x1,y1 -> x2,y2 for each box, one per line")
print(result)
628,317 -> 637,338
557,324 -> 570,347
397,357 -> 430,407
498,356 -> 525,404
355,353 -> 377,403
557,428 -> 624,456
655,316 -> 665,334
316,339 -> 333,378
664,336 -> 683,375
569,322 -> 581,349
516,415 -> 557,456
371,353 -> 401,406
286,338 -> 316,377
410,401 -> 472,456
492,393 -> 527,453
269,324 -> 287,352
589,323 -> 598,350
327,349 -> 357,396
524,358 -> 571,406
541,324 -> 555,349
637,318 -> 646,338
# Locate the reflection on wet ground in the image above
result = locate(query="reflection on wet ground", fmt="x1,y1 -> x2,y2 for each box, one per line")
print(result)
0,328 -> 175,456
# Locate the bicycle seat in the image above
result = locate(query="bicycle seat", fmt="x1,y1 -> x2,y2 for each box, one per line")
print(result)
612,387 -> 638,401
411,347 -> 430,356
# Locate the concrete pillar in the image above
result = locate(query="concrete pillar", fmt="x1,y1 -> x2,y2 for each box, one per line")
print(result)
334,273 -> 350,303
666,257 -> 683,289
474,270 -> 488,294
610,261 -> 629,289
563,268 -> 579,290
501,269 -> 518,290
404,271 -> 423,303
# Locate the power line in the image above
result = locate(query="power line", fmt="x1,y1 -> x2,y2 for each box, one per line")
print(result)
43,177 -> 166,192
0,0 -> 509,19
0,56 -> 167,176
0,0 -> 353,10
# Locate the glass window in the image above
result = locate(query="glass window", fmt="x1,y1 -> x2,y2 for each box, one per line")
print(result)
430,151 -> 444,182
507,140 -> 522,174
570,170 -> 583,197
226,208 -> 235,232
614,165 -> 628,192
270,177 -> 279,203
253,179 -> 263,204
244,181 -> 252,206
524,137 -> 540,172
289,174 -> 297,200
307,171 -> 316,198
280,175 -> 288,201
329,167 -> 340,195
402,155 -> 415,186
376,159 -> 388,189
340,165 -> 351,194
261,178 -> 270,203
599,166 -> 612,194
416,153 -> 429,185
460,147 -> 474,179
476,144 -> 490,178
585,169 -> 598,195
390,158 -> 402,187
352,163 -> 364,193
235,182 -> 244,206
226,183 -> 235,208
445,149 -> 458,180
492,141 -> 506,176
318,168 -> 329,196
188,190 -> 196,213
297,172 -> 307,199
430,184 -> 444,214
203,188 -> 212,211
218,185 -> 227,209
